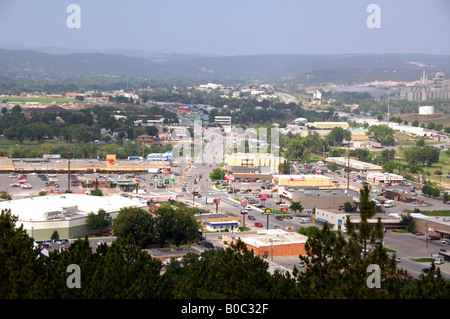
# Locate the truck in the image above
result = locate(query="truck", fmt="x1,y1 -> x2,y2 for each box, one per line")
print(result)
383,200 -> 394,208
148,168 -> 160,174
299,217 -> 310,224
156,180 -> 165,188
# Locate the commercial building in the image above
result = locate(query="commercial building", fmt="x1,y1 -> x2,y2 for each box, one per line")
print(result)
411,213 -> 450,241
272,174 -> 332,188
291,194 -> 356,211
383,188 -> 416,203
223,229 -> 308,258
0,194 -> 148,241
351,140 -> 382,149
196,213 -> 243,232
306,122 -> 350,130
214,116 -> 232,125
366,173 -> 405,186
325,157 -> 382,174
226,153 -> 285,174
0,156 -> 172,174
313,208 -> 403,231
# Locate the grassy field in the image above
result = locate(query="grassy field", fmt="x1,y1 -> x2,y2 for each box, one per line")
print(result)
2,96 -> 77,105
397,113 -> 450,128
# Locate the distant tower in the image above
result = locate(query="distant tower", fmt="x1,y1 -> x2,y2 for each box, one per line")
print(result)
432,72 -> 445,91
422,70 -> 428,85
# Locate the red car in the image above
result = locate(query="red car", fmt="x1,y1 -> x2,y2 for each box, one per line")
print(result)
254,222 -> 263,228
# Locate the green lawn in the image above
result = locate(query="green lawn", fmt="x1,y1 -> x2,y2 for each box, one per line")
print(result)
2,96 -> 77,105
412,258 -> 435,263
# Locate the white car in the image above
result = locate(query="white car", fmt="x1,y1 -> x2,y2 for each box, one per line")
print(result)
441,239 -> 449,244
395,257 -> 401,262
435,258 -> 444,265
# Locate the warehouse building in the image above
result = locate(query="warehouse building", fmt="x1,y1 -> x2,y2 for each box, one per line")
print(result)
0,194 -> 147,241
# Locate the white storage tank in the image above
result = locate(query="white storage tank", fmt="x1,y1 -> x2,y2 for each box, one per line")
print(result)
419,105 -> 435,115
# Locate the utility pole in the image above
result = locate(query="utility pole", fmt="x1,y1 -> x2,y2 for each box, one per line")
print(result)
67,136 -> 71,192
347,142 -> 350,193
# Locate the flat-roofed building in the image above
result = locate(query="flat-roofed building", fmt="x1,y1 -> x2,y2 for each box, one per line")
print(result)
367,173 -> 405,186
306,122 -> 349,130
313,208 -> 403,231
411,213 -> 450,251
272,174 -> 332,188
223,229 -> 308,258
325,157 -> 382,174
196,213 -> 243,232
0,194 -> 147,241
214,116 -> 232,125
226,153 -> 285,174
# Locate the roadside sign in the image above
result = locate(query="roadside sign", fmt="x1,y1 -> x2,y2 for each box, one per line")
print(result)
262,208 -> 273,215
281,208 -> 288,212
241,198 -> 248,207
241,210 -> 247,215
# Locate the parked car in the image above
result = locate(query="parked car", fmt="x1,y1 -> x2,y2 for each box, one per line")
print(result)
428,235 -> 441,240
441,238 -> 449,244
435,258 -> 444,265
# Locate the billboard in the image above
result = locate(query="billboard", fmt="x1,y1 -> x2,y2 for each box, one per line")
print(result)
106,154 -> 116,167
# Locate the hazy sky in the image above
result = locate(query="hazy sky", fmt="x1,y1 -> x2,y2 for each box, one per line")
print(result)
1,0 -> 449,56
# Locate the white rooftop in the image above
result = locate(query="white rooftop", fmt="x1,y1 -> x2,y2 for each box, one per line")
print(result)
240,229 -> 308,248
0,194 -> 147,222
272,174 -> 331,179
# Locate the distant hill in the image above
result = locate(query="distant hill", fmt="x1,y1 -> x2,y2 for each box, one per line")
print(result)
1,49 -> 450,89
